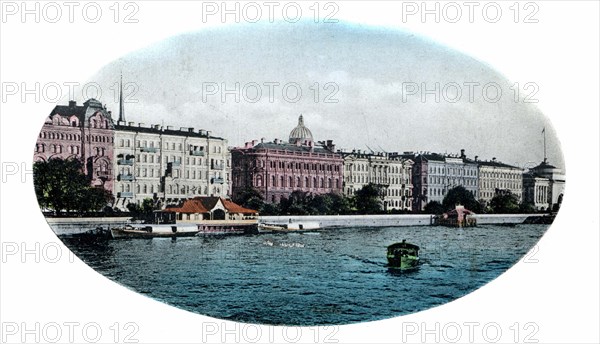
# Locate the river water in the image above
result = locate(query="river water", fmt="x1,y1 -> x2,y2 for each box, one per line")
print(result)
63,224 -> 548,326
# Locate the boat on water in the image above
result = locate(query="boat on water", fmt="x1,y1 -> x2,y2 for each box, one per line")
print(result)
258,221 -> 321,233
111,224 -> 200,239
387,240 -> 420,269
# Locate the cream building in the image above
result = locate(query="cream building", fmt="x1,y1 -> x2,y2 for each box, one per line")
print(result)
341,151 -> 413,211
113,122 -> 230,209
477,159 -> 524,204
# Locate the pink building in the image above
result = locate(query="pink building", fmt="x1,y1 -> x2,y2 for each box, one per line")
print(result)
34,99 -> 115,193
231,116 -> 343,203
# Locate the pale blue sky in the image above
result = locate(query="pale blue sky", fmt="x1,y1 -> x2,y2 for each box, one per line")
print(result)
86,21 -> 563,169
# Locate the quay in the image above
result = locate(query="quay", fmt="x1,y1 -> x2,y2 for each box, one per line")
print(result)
46,214 -> 552,236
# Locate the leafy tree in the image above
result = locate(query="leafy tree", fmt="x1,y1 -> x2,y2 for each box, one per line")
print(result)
309,192 -> 352,215
126,198 -> 156,221
489,191 -> 520,213
279,190 -> 313,215
518,201 -> 536,214
442,186 -> 481,213
233,186 -> 265,213
424,200 -> 444,214
259,202 -> 280,216
33,158 -> 113,215
354,183 -> 385,214
328,192 -> 352,215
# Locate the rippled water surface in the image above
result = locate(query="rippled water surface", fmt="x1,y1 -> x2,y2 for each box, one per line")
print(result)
63,224 -> 548,325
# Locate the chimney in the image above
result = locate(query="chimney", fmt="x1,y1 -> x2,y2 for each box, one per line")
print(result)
128,122 -> 134,126
251,140 -> 257,147
274,138 -> 279,144
69,100 -> 76,108
474,155 -> 479,161
326,140 -> 335,152
138,123 -> 145,127
492,157 -> 497,162
460,149 -> 466,158
166,126 -> 173,130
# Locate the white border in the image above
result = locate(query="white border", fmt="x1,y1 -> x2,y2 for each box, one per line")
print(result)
1,1 -> 598,343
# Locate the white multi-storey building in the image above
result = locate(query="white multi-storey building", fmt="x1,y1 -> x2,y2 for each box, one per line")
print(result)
113,122 -> 230,209
398,150 -> 479,211
341,151 -> 413,211
477,159 -> 524,204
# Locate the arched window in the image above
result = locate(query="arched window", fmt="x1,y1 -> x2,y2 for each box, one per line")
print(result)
272,175 -> 276,187
288,176 -> 292,188
296,177 -> 301,188
320,178 -> 324,188
280,176 -> 284,187
305,177 -> 309,188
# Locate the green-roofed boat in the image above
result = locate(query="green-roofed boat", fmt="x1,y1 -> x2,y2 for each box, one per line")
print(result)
387,240 -> 420,269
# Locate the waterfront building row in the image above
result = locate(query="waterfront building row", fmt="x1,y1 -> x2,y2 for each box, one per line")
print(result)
34,98 -> 564,212
34,98 -> 230,210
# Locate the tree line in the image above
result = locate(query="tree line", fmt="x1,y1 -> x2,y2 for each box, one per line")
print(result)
34,158 -> 540,217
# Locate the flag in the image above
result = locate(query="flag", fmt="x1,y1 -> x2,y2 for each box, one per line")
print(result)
542,127 -> 545,134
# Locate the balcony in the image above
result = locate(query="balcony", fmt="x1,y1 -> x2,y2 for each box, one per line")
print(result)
118,174 -> 134,181
118,192 -> 133,198
140,147 -> 158,153
117,159 -> 134,165
97,171 -> 110,178
212,177 -> 224,184
190,150 -> 205,156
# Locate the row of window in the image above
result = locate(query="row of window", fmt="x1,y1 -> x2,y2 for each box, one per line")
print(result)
253,175 -> 341,190
119,183 -> 222,196
258,160 -> 341,173
35,144 -> 108,156
429,166 -> 477,176
347,163 -> 409,174
428,177 -> 477,186
481,181 -> 521,190
118,139 -> 223,153
346,175 -> 410,185
39,131 -> 113,144
481,172 -> 521,179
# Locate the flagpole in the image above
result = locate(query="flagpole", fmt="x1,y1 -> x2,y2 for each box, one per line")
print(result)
543,127 -> 546,163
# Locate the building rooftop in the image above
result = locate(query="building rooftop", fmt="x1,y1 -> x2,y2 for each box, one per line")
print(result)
114,123 -> 225,140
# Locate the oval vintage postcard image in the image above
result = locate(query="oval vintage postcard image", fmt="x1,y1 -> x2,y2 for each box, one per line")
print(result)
21,1 -> 580,336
